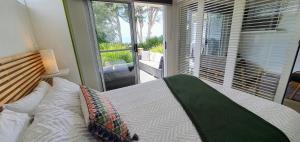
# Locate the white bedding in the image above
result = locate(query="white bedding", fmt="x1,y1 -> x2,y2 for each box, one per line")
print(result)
22,79 -> 97,142
23,79 -> 300,142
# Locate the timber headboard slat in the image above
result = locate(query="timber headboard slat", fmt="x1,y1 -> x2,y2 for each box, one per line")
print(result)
0,51 -> 45,106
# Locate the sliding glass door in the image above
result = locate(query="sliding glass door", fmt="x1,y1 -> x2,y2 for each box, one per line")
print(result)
90,0 -> 139,91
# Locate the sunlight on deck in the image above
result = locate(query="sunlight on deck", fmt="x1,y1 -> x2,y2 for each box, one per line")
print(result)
140,70 -> 156,83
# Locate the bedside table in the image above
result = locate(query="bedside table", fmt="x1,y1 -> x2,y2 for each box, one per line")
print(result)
41,68 -> 70,85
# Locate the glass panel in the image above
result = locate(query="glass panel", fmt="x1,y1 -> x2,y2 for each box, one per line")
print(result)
199,0 -> 234,84
92,2 -> 132,46
92,1 -> 137,90
232,0 -> 300,100
203,13 -> 228,56
101,50 -> 136,90
134,3 -> 164,83
101,50 -> 133,67
99,43 -> 131,51
177,2 -> 198,75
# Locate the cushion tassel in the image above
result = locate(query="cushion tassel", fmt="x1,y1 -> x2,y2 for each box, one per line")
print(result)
130,134 -> 139,141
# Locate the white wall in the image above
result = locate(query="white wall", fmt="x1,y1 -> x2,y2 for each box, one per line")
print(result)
25,0 -> 81,84
0,0 -> 37,58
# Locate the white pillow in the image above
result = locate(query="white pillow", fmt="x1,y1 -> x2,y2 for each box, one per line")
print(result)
5,81 -> 50,116
0,109 -> 31,142
52,77 -> 80,94
22,105 -> 93,142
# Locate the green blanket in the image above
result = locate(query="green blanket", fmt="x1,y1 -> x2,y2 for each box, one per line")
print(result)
164,75 -> 289,142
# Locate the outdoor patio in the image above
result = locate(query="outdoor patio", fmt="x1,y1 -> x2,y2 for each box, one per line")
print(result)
140,70 -> 156,83
102,50 -> 163,90
138,50 -> 163,83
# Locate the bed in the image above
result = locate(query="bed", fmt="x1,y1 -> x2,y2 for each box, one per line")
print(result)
1,51 -> 300,142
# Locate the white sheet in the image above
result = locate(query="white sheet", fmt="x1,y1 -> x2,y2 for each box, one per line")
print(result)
22,83 -> 97,142
23,79 -> 300,142
22,105 -> 97,142
0,109 -> 31,142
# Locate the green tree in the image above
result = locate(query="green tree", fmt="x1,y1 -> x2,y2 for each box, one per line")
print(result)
92,2 -> 162,44
147,7 -> 162,39
135,6 -> 147,43
92,2 -> 128,43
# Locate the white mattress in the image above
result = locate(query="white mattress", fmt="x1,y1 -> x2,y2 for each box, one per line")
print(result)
23,79 -> 300,142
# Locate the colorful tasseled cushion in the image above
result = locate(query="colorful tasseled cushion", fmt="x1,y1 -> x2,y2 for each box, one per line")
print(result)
80,86 -> 137,142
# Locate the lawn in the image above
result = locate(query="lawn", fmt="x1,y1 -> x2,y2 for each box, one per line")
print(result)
99,36 -> 164,66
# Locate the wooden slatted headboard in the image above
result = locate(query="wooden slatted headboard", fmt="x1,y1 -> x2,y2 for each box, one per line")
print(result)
0,51 -> 45,106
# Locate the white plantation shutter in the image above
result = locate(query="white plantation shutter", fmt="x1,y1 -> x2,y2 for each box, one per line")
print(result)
232,0 -> 300,100
177,0 -> 200,75
199,0 -> 234,84
175,0 -> 300,101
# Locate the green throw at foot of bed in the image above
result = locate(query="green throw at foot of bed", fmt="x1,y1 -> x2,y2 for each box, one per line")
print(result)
164,74 -> 289,142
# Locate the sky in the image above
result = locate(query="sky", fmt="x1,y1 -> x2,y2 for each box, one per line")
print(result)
120,11 -> 163,43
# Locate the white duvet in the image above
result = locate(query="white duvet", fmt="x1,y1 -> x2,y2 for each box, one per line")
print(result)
22,79 -> 300,142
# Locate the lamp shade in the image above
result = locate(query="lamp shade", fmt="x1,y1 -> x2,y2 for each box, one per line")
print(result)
39,49 -> 59,74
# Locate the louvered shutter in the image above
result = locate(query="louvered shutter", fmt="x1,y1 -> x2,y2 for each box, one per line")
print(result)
199,0 -> 234,84
232,0 -> 300,100
177,0 -> 200,75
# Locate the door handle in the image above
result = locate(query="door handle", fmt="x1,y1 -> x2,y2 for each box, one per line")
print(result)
134,43 -> 138,52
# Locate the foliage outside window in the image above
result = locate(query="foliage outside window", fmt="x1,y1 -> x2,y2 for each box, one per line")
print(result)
99,43 -> 133,66
92,2 -> 164,66
150,44 -> 164,54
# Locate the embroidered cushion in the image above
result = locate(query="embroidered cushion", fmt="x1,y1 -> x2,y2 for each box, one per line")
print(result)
80,86 -> 135,142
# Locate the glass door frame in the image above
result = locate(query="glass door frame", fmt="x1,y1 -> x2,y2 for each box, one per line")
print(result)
88,0 -> 140,91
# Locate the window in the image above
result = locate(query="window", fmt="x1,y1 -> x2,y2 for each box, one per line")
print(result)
242,0 -> 285,32
175,0 -> 300,102
232,0 -> 300,100
199,0 -> 234,84
177,1 -> 199,75
177,0 -> 300,100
